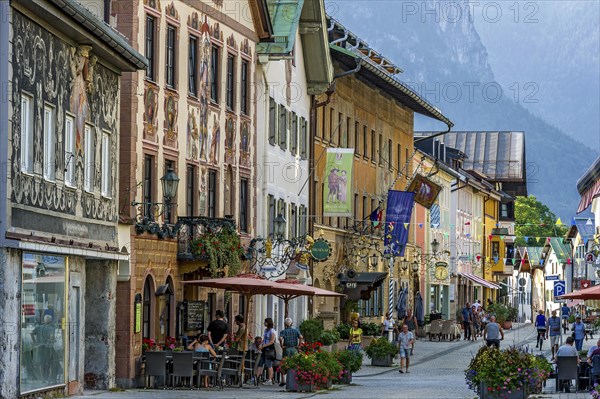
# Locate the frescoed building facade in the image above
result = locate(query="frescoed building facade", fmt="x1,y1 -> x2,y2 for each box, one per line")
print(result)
0,0 -> 146,396
112,0 -> 270,387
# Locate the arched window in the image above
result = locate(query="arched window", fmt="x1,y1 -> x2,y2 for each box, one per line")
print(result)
143,276 -> 154,339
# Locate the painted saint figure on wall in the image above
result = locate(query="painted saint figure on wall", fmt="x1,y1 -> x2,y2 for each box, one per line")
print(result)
209,114 -> 220,164
70,45 -> 94,154
198,18 -> 211,160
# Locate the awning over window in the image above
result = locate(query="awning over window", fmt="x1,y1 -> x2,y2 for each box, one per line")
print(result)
340,272 -> 388,287
459,272 -> 499,289
578,179 -> 600,214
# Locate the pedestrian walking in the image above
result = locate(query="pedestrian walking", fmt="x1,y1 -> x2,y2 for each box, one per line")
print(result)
561,303 -> 571,333
348,320 -> 363,350
483,316 -> 504,348
547,310 -> 562,360
397,324 -> 414,374
572,316 -> 586,352
461,303 -> 471,341
402,309 -> 418,355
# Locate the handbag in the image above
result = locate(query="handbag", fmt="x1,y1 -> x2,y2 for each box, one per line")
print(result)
264,346 -> 276,361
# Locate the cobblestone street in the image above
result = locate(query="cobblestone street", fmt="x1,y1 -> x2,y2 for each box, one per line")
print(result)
66,323 -> 599,399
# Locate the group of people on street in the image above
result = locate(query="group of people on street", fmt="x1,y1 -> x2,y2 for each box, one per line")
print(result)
185,310 -> 306,387
461,300 -> 493,341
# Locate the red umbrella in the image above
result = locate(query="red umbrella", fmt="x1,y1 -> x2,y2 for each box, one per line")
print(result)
558,285 -> 600,300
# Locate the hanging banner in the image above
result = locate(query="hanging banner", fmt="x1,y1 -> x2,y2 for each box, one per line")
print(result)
407,174 -> 442,209
323,148 -> 354,216
384,190 -> 415,257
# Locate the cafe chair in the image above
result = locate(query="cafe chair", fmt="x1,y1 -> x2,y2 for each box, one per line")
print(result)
591,355 -> 600,385
170,352 -> 195,389
196,352 -> 221,390
219,350 -> 242,387
555,356 -> 579,392
145,351 -> 168,389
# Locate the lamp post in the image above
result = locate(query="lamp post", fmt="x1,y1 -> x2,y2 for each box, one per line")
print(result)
132,168 -> 181,238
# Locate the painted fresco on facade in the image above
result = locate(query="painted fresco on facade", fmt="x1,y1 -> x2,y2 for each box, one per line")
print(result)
144,86 -> 158,141
199,18 -> 211,161
225,117 -> 235,164
187,108 -> 199,160
164,94 -> 178,147
209,113 -> 221,164
11,11 -> 118,221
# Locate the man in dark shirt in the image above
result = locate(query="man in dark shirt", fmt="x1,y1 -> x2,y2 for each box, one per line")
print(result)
462,303 -> 471,341
207,310 -> 229,350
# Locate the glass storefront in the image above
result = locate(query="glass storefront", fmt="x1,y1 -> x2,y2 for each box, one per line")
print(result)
20,252 -> 67,393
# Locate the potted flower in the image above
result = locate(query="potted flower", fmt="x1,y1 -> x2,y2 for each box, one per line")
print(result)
465,345 -> 552,399
164,336 -> 177,351
142,338 -> 156,352
190,226 -> 244,277
334,349 -> 362,383
300,318 -> 324,344
364,337 -> 397,367
488,302 -> 512,329
280,351 -> 342,391
319,329 -> 341,352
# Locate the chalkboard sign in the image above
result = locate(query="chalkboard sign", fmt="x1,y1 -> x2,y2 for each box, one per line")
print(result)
184,301 -> 205,331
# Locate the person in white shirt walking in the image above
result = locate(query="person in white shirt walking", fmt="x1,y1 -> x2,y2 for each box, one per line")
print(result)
397,324 -> 414,374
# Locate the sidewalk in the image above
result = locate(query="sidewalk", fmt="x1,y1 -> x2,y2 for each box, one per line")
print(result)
355,322 -> 530,377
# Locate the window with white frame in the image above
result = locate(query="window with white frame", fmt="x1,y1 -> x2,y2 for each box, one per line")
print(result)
84,125 -> 94,192
64,115 -> 76,187
20,94 -> 33,173
101,131 -> 111,197
43,105 -> 55,181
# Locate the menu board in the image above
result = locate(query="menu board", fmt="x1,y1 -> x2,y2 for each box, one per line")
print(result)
184,301 -> 205,331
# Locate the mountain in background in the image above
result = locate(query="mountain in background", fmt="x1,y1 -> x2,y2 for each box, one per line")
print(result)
474,1 -> 600,151
326,0 -> 598,221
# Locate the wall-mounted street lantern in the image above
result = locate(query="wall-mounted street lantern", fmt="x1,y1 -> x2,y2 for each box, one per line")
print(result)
132,168 -> 181,239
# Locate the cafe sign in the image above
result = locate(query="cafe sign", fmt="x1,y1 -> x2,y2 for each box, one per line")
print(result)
310,238 -> 332,262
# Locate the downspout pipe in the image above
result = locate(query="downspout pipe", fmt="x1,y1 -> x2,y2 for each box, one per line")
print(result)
414,124 -> 452,143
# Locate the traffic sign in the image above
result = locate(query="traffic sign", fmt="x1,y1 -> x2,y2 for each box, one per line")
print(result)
546,275 -> 560,281
553,280 -> 566,298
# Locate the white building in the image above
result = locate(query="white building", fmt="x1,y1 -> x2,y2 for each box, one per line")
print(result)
253,0 -> 333,334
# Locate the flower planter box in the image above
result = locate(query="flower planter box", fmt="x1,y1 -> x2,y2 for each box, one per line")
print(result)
338,371 -> 352,384
321,345 -> 333,353
362,336 -> 375,348
480,383 -> 527,399
371,354 -> 393,367
285,369 -> 315,392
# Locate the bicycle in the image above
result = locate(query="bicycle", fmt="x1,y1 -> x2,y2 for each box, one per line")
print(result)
536,328 -> 547,350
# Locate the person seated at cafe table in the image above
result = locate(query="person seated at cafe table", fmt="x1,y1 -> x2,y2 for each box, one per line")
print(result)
187,334 -> 217,388
187,334 -> 217,356
555,336 -> 580,393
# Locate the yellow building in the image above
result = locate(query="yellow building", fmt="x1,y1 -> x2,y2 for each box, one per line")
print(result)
311,19 -> 452,327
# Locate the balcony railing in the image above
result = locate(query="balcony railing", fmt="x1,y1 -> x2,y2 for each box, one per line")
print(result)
177,216 -> 237,261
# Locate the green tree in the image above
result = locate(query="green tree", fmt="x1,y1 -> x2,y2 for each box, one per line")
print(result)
514,195 -> 568,246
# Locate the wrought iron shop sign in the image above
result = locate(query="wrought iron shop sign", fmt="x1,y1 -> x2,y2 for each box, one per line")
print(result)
310,238 -> 332,262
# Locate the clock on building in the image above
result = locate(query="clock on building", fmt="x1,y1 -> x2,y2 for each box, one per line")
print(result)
434,265 -> 449,281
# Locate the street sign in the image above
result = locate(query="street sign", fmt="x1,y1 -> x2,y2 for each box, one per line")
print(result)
553,280 -> 566,298
545,275 -> 560,281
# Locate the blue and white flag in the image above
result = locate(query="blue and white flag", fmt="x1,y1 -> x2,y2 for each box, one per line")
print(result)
384,190 -> 415,257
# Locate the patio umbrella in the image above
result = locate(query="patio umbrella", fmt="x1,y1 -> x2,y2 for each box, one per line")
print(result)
183,274 -> 293,384
274,279 -> 346,317
415,291 -> 424,326
397,287 -> 408,320
558,284 -> 600,300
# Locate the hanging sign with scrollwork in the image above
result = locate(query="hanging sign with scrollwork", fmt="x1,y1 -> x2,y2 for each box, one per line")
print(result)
310,238 -> 332,262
